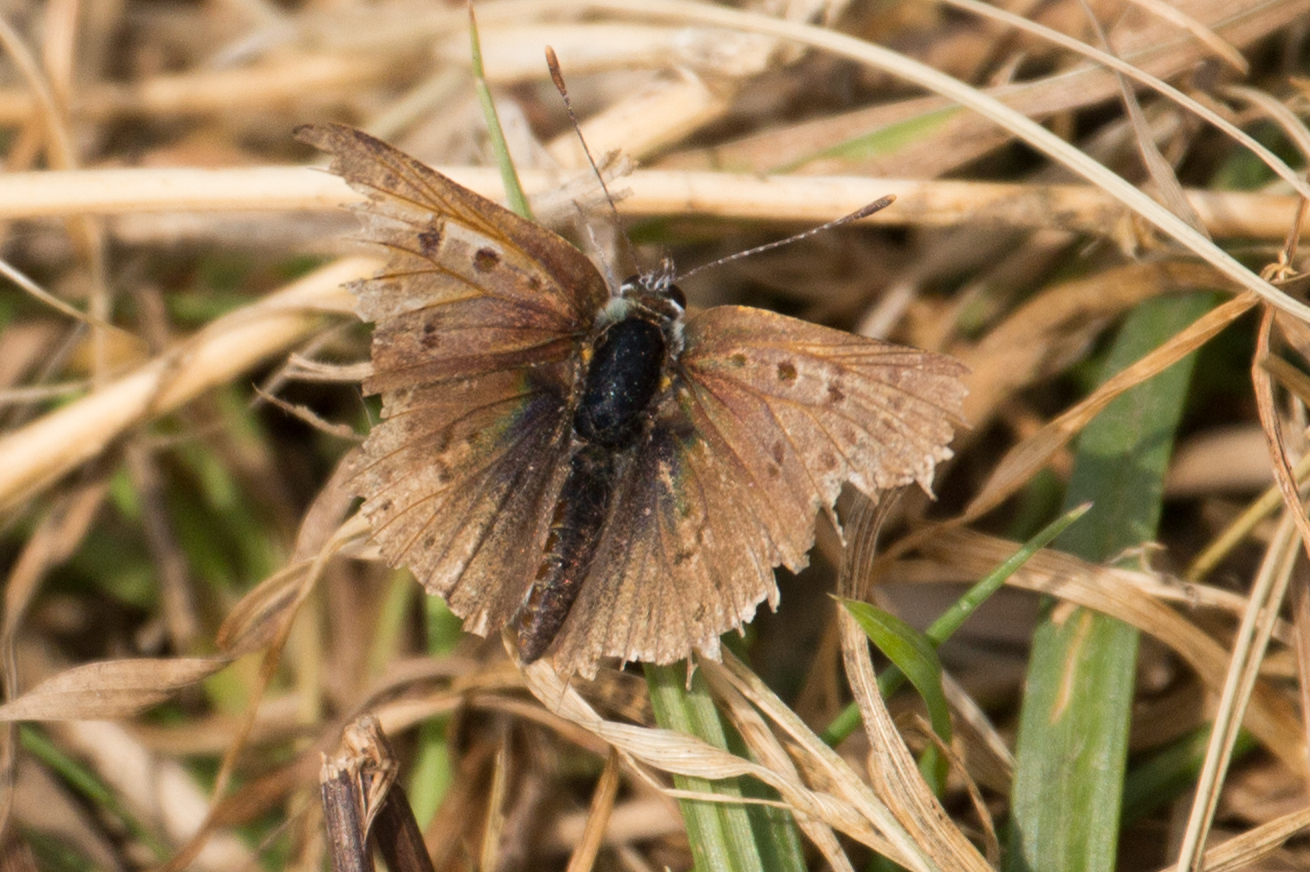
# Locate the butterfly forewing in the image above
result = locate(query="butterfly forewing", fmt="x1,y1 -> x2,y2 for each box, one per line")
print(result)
549,307 -> 966,675
297,123 -> 607,334
682,307 -> 966,500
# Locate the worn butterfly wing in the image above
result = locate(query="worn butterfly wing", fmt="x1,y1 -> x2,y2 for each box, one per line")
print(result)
296,123 -> 609,635
550,307 -> 966,675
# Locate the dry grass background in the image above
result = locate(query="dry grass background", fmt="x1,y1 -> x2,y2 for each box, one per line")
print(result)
0,0 -> 1309,869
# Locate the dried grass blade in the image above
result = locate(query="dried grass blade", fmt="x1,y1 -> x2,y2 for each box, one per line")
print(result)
1252,304 -> 1310,569
711,652 -> 909,860
1089,18 -> 1210,237
698,659 -> 855,872
0,257 -> 363,512
967,292 -> 1257,518
1160,803 -> 1310,872
479,740 -> 510,872
1172,516 -> 1301,872
1120,0 -> 1249,72
0,257 -> 130,337
1223,85 -> 1310,160
1,166 -> 1307,241
0,657 -> 229,721
959,262 -> 1219,431
211,513 -> 363,809
837,497 -> 991,872
934,0 -> 1285,195
1185,449 -> 1310,581
565,750 -> 622,872
0,478 -> 108,836
644,661 -> 797,872
840,601 -> 952,788
921,527 -> 1307,774
1172,308 -> 1310,870
519,660 -> 919,866
575,0 -> 1310,321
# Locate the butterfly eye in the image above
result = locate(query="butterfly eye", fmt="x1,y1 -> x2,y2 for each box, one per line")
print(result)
664,283 -> 687,310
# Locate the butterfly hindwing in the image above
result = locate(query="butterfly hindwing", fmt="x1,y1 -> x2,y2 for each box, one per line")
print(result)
355,366 -> 573,634
549,423 -> 764,674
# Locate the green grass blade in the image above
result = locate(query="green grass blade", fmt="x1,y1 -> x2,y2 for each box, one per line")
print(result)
468,5 -> 532,221
408,592 -> 461,826
644,661 -> 805,872
1005,293 -> 1215,872
841,600 -> 952,789
841,601 -> 951,743
21,724 -> 169,860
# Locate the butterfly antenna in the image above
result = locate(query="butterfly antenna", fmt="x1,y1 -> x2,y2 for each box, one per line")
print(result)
676,196 -> 897,283
545,46 -> 642,277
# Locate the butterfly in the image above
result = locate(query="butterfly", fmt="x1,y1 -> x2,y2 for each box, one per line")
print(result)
298,122 -> 966,679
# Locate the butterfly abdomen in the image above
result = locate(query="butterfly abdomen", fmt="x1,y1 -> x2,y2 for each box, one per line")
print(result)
514,316 -> 669,662
515,444 -> 615,662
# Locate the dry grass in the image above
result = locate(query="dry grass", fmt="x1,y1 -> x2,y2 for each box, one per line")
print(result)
1,0 -> 1309,870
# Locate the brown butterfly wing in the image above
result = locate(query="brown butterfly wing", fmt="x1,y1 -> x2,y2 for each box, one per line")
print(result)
298,123 -> 609,635
550,306 -> 966,675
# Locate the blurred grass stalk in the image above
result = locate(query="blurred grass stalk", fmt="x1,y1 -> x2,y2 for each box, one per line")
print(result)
1006,293 -> 1214,871
644,662 -> 806,872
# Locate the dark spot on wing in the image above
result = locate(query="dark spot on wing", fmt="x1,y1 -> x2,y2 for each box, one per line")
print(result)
772,441 -> 785,465
474,247 -> 501,272
421,317 -> 440,348
828,383 -> 845,404
776,361 -> 797,382
417,229 -> 442,256
729,353 -> 747,367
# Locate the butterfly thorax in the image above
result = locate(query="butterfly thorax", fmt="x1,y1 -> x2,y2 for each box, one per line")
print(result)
575,275 -> 683,431
513,277 -> 686,663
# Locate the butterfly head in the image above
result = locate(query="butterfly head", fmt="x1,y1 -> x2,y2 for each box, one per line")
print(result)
595,258 -> 687,351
